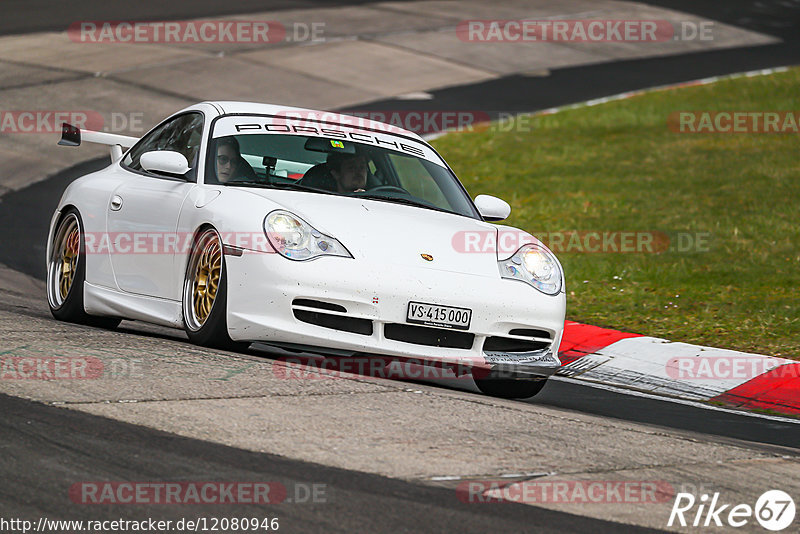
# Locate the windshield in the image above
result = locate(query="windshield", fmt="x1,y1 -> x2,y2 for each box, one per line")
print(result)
205,130 -> 479,218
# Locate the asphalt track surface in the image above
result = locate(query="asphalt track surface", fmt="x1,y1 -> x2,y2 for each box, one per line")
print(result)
358,0 -> 800,116
0,393 -> 663,533
0,0 -> 399,37
1,0 -> 799,531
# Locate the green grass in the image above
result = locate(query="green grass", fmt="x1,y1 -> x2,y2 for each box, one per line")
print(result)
432,68 -> 800,358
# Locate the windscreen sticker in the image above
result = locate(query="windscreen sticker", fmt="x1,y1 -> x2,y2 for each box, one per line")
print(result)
212,116 -> 444,166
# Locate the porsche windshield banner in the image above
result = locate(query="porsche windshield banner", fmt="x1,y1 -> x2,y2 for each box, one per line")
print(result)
212,115 -> 443,166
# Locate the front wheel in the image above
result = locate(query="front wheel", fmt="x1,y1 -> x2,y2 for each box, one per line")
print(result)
474,375 -> 547,399
46,209 -> 120,329
182,228 -> 247,351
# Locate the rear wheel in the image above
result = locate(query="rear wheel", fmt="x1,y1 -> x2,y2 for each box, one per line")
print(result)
474,374 -> 547,399
47,209 -> 120,329
182,228 -> 247,351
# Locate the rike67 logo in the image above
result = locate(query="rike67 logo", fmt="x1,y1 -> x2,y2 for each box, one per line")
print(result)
669,490 -> 796,531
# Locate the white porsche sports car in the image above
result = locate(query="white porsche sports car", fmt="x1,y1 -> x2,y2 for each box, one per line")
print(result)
46,102 -> 565,398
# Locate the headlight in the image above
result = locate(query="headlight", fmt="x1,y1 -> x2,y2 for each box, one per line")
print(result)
499,244 -> 563,295
264,210 -> 352,261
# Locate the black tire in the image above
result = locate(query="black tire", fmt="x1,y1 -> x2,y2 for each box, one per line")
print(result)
47,208 -> 121,329
474,375 -> 548,399
182,227 -> 248,351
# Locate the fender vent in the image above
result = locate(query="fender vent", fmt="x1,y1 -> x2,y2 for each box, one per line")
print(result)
293,310 -> 372,335
508,328 -> 552,339
292,299 -> 347,313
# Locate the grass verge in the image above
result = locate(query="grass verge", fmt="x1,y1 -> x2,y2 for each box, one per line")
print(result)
433,67 -> 800,359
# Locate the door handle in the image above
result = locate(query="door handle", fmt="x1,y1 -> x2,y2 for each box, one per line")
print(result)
110,195 -> 123,211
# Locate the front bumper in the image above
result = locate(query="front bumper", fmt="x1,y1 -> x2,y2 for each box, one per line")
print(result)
483,348 -> 562,377
224,250 -> 565,376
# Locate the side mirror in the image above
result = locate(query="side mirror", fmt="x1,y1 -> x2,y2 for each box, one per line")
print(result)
140,150 -> 190,178
474,194 -> 511,221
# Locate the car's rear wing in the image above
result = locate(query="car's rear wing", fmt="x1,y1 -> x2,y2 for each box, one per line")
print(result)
58,122 -> 139,162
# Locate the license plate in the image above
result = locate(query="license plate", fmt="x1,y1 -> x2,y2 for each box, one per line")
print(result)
406,301 -> 472,330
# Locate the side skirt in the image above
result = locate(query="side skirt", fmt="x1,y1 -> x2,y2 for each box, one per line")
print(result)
83,282 -> 183,328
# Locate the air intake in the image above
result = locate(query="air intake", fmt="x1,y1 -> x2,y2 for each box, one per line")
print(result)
384,323 -> 474,349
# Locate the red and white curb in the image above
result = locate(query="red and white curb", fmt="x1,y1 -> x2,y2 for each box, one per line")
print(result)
557,321 -> 800,416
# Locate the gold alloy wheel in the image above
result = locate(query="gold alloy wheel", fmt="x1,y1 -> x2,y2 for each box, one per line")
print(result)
48,213 -> 80,308
186,230 -> 222,330
59,224 -> 80,299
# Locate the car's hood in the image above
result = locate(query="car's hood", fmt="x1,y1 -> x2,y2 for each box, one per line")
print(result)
241,189 -> 502,277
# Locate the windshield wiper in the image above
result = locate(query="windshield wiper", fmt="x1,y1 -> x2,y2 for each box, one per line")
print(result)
224,180 -> 330,194
355,194 -> 453,214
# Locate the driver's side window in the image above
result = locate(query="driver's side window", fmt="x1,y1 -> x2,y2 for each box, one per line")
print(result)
122,113 -> 204,180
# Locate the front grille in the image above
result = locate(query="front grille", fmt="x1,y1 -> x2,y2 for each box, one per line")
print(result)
384,323 -> 474,349
508,328 -> 552,339
293,310 -> 373,335
483,336 -> 550,353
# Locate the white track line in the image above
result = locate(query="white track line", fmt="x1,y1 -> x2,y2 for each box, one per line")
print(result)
550,376 -> 800,424
423,66 -> 792,141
